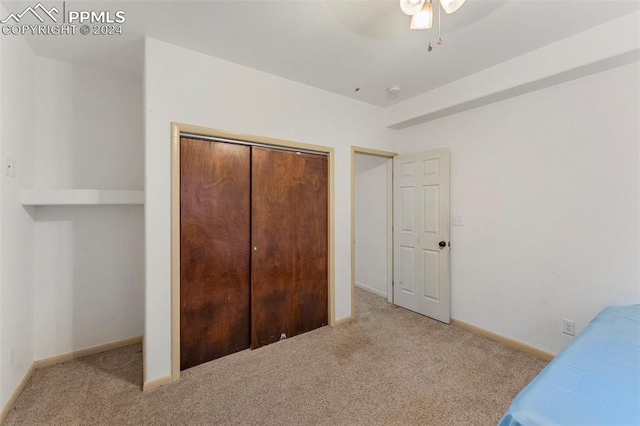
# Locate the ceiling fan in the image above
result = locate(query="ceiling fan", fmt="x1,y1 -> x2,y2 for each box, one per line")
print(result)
400,0 -> 466,51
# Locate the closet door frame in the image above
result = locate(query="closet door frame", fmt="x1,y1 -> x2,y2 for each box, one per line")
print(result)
169,122 -> 335,383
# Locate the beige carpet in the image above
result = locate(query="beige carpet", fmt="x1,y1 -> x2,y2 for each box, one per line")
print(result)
4,289 -> 546,425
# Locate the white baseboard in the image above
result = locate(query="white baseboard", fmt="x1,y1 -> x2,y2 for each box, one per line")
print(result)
1,335 -> 143,422
451,319 -> 555,361
333,315 -> 354,326
0,363 -> 35,424
355,282 -> 387,298
143,374 -> 175,392
34,336 -> 143,368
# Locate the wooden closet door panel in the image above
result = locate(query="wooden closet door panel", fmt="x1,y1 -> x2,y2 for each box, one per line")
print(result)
251,147 -> 328,349
180,138 -> 251,370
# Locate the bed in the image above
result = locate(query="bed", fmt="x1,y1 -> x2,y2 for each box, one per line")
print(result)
499,305 -> 640,426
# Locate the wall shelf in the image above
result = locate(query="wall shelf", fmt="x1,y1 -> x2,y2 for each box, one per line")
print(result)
21,189 -> 145,206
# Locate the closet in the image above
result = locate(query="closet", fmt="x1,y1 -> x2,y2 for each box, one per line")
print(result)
180,137 -> 328,370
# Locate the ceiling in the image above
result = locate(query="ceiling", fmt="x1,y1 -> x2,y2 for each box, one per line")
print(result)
4,0 -> 639,107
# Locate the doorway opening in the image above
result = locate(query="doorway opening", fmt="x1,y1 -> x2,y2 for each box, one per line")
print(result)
351,147 -> 397,319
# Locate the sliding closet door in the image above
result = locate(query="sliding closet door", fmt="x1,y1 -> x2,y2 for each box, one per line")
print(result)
251,147 -> 329,348
180,138 -> 251,370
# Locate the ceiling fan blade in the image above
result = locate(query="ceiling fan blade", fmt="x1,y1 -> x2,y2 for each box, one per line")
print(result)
440,0 -> 466,14
400,0 -> 426,16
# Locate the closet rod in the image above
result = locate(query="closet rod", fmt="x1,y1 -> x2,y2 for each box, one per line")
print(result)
181,132 -> 329,156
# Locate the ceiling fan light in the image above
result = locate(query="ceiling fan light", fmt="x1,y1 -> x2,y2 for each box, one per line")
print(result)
409,3 -> 433,30
440,0 -> 465,14
400,0 -> 426,16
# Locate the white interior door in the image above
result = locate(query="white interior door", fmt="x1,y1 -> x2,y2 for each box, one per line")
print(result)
393,148 -> 450,323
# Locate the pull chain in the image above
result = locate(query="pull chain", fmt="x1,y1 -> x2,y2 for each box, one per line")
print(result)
437,0 -> 443,45
427,0 -> 434,52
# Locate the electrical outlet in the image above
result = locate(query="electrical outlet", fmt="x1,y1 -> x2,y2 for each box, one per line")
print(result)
452,216 -> 464,226
562,319 -> 575,336
9,347 -> 14,365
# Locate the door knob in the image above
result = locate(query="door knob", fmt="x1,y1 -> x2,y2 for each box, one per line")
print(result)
439,241 -> 446,248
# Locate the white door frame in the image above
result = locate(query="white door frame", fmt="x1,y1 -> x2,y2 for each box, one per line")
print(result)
350,146 -> 398,319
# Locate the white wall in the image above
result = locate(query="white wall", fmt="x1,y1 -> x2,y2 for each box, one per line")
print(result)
385,11 -> 640,129
35,58 -> 144,190
354,153 -> 389,298
0,8 -> 4,408
144,38 -> 393,383
392,62 -> 640,354
32,57 -> 144,359
0,6 -> 36,410
0,12 -> 4,409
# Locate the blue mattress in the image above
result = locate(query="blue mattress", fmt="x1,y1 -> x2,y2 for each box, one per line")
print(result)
499,305 -> 640,426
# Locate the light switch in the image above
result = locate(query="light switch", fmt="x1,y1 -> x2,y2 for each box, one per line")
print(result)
4,158 -> 11,177
452,216 -> 464,226
10,159 -> 16,177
